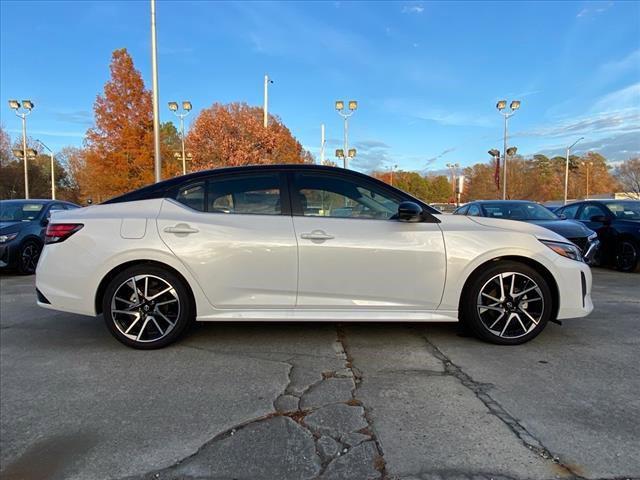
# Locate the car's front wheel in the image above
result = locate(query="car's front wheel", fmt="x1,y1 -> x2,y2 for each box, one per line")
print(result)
102,265 -> 194,349
462,261 -> 553,345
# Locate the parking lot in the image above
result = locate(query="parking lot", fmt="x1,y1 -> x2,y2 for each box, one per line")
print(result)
0,268 -> 638,480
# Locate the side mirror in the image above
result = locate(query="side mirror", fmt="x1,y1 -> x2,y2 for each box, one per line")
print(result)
397,201 -> 423,222
590,215 -> 611,225
41,217 -> 49,226
558,214 -> 566,220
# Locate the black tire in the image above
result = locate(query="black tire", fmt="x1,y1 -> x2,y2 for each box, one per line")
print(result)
17,239 -> 41,275
614,239 -> 640,273
102,265 -> 194,349
461,261 -> 553,345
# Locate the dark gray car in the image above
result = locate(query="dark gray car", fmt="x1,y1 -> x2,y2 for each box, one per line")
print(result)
0,199 -> 80,274
453,200 -> 600,264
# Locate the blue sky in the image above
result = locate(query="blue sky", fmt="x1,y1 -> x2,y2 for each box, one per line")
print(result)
1,0 -> 639,173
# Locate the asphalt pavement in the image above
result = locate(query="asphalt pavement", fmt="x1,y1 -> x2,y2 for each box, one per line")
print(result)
0,268 -> 638,480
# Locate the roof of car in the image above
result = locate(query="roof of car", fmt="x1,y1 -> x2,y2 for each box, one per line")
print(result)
0,199 -> 75,204
102,164 -> 391,205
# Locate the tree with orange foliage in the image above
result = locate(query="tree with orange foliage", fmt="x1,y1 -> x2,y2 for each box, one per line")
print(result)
80,49 -> 181,202
186,102 -> 313,171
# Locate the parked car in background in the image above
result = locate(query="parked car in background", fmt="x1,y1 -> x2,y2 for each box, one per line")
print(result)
36,165 -> 593,349
0,199 -> 80,274
429,203 -> 460,214
453,200 -> 599,264
555,200 -> 640,273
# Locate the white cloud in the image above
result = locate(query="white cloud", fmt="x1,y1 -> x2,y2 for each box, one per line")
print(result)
402,3 -> 424,14
590,83 -> 640,114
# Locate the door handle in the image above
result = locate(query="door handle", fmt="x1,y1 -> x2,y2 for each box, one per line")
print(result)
163,224 -> 199,234
300,230 -> 334,241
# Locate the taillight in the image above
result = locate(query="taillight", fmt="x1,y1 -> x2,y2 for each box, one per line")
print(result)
45,223 -> 84,244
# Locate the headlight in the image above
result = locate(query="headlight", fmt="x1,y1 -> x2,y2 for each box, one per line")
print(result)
0,232 -> 18,243
540,239 -> 583,262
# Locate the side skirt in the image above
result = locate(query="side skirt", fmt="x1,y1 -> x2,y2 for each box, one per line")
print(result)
196,309 -> 459,322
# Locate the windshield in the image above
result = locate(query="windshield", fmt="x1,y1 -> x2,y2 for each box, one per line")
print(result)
0,202 -> 45,222
482,202 -> 559,221
604,201 -> 640,220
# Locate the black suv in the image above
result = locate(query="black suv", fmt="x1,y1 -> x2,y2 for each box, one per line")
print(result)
555,200 -> 640,273
0,199 -> 80,274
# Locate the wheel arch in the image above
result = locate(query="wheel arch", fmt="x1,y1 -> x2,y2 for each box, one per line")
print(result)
95,259 -> 197,316
458,255 -> 560,321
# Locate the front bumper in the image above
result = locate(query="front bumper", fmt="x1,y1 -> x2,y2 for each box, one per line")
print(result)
555,257 -> 593,319
0,242 -> 19,269
582,239 -> 600,265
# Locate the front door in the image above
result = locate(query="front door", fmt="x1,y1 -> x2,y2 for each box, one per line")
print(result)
158,172 -> 298,308
289,171 -> 446,309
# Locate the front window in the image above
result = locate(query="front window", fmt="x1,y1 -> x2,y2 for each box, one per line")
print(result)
292,173 -> 400,220
0,202 -> 44,222
603,201 -> 640,220
578,204 -> 608,221
481,202 -> 558,221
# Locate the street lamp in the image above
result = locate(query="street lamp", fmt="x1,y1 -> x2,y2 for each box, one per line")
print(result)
8,99 -> 34,198
496,99 -> 521,200
446,162 -> 460,204
264,74 -> 274,128
581,160 -> 593,200
168,100 -> 192,175
387,163 -> 399,186
564,137 -> 584,205
335,99 -> 357,169
36,139 -> 56,199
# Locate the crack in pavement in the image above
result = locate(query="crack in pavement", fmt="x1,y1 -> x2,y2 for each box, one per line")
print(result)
417,329 -> 587,480
122,328 -> 383,480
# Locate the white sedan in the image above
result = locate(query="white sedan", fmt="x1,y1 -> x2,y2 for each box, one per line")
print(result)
36,165 -> 593,349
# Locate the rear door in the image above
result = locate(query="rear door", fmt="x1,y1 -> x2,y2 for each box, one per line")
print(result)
289,170 -> 446,309
157,171 -> 298,308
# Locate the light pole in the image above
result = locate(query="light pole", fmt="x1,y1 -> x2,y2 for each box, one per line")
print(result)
8,100 -> 34,199
388,164 -> 398,186
446,162 -> 460,203
168,101 -> 192,175
150,0 -> 162,183
264,74 -> 273,128
335,100 -> 357,169
496,99 -> 521,200
488,149 -> 500,195
36,139 -> 56,199
582,160 -> 593,199
564,137 -> 584,205
320,124 -> 326,165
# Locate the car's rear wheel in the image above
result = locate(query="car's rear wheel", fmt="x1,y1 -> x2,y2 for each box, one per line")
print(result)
18,240 -> 41,275
615,239 -> 639,273
462,261 -> 553,345
102,265 -> 193,349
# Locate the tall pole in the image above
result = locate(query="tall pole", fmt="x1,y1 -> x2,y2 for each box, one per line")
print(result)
502,115 -> 508,200
180,116 -> 186,175
343,117 -> 349,169
150,0 -> 162,183
263,74 -> 269,128
586,163 -> 590,199
37,140 -> 56,199
564,137 -> 584,205
21,115 -> 29,199
320,123 -> 325,165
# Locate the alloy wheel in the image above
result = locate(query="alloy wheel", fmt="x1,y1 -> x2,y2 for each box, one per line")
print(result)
110,274 -> 180,343
476,272 -> 545,339
617,241 -> 637,272
21,243 -> 40,273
